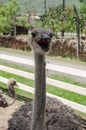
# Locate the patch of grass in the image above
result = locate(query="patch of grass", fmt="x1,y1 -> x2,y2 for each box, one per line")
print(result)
47,85 -> 86,106
1,59 -> 86,89
48,74 -> 86,88
0,82 -> 33,100
0,70 -> 86,106
0,70 -> 34,87
0,59 -> 35,73
74,110 -> 86,119
47,55 -> 86,66
0,47 -> 32,57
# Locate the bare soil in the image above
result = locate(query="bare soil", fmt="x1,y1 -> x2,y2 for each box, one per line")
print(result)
0,99 -> 24,130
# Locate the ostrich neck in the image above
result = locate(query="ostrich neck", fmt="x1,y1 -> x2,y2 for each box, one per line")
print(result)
35,52 -> 46,92
31,51 -> 46,130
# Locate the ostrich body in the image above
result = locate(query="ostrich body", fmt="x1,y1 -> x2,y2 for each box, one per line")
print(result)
0,78 -> 18,108
31,28 -> 53,130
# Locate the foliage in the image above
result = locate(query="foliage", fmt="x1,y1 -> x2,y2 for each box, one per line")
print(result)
0,4 -> 11,33
17,17 -> 30,28
80,2 -> 86,15
0,0 -> 85,35
79,2 -> 86,34
39,5 -> 76,36
0,17 -> 11,34
0,0 -> 21,34
78,0 -> 86,3
7,0 -> 21,18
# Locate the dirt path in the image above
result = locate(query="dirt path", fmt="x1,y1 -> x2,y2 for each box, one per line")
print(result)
0,100 -> 24,130
0,50 -> 86,71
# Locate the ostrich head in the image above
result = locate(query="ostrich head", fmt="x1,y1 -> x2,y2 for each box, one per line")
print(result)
31,27 -> 53,54
8,78 -> 18,98
0,78 -> 18,108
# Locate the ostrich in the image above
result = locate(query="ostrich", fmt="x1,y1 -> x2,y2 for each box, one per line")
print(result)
0,78 -> 18,108
30,27 -> 53,130
7,28 -> 82,130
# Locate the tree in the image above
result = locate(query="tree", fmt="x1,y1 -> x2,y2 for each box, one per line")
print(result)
80,2 -> 86,14
17,17 -> 30,28
0,0 -> 21,35
0,4 -> 11,34
0,0 -> 3,5
78,0 -> 86,3
74,6 -> 81,58
40,5 -> 75,37
80,2 -> 86,38
7,0 -> 21,36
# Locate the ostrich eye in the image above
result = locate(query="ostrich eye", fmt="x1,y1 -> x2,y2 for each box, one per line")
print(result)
31,33 -> 36,38
31,31 -> 38,38
49,33 -> 53,38
13,81 -> 16,85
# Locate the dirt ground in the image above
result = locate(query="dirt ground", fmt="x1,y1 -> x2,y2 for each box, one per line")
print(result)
0,99 -> 24,130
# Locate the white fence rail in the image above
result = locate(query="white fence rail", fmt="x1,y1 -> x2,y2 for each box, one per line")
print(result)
0,65 -> 86,96
0,54 -> 86,78
0,76 -> 86,113
0,54 -> 86,113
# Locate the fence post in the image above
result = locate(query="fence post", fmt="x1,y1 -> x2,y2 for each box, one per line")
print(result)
44,0 -> 47,15
76,17 -> 80,59
61,0 -> 65,37
62,0 -> 65,11
74,6 -> 80,59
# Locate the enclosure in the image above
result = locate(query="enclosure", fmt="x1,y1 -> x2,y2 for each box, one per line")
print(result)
0,0 -> 86,130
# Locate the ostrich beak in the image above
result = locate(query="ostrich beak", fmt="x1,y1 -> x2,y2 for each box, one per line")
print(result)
16,83 -> 19,87
41,34 -> 50,40
36,34 -> 51,52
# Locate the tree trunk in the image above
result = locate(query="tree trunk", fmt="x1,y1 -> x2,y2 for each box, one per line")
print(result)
31,52 -> 46,130
76,17 -> 80,59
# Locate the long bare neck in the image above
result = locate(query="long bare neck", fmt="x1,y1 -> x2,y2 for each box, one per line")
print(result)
31,52 -> 46,130
35,52 -> 46,91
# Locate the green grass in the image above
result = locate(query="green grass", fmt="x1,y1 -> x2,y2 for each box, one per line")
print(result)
49,74 -> 86,88
46,85 -> 86,106
0,82 -> 34,100
0,70 -> 34,87
0,47 -> 33,57
0,70 -> 86,106
0,58 -> 86,89
0,59 -> 35,74
74,110 -> 86,119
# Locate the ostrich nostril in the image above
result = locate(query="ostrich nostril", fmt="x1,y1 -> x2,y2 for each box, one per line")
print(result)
41,34 -> 50,40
